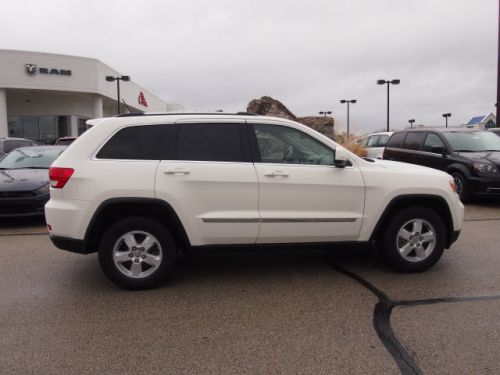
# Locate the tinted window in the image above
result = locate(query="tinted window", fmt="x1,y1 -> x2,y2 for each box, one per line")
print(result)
4,140 -> 32,153
97,125 -> 167,160
176,123 -> 242,162
386,132 -> 406,148
403,132 -> 426,150
423,133 -> 445,153
377,134 -> 390,147
253,124 -> 334,165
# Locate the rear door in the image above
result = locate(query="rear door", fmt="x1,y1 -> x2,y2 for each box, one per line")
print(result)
403,132 -> 427,166
247,120 -> 365,244
155,120 -> 259,246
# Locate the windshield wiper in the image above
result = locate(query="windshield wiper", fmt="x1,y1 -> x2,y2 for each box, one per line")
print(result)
453,150 -> 475,152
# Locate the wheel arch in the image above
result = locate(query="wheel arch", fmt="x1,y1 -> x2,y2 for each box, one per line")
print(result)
84,198 -> 191,253
445,163 -> 470,178
370,194 -> 455,249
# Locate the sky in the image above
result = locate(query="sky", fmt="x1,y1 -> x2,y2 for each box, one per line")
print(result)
0,0 -> 498,134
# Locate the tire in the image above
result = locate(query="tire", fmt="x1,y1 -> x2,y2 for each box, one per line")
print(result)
98,217 -> 176,290
380,207 -> 446,273
450,172 -> 470,203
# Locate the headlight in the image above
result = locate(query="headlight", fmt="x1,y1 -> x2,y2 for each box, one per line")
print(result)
34,183 -> 50,195
472,163 -> 498,175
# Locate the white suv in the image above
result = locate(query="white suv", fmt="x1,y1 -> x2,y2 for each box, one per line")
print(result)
46,113 -> 464,289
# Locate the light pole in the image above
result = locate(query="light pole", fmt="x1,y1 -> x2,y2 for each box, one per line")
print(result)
340,99 -> 356,139
377,79 -> 400,132
319,111 -> 334,138
106,75 -> 130,115
442,113 -> 451,128
409,119 -> 415,129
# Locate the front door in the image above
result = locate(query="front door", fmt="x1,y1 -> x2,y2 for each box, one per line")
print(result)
248,121 -> 365,244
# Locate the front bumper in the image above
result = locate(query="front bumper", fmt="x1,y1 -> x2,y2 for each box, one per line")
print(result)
0,193 -> 49,218
467,176 -> 500,196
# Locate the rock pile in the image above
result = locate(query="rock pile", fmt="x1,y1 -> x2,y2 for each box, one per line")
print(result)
247,96 -> 335,138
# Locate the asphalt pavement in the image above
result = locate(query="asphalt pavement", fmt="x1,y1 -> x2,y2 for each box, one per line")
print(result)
0,203 -> 499,374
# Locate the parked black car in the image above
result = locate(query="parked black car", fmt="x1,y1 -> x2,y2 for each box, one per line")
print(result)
0,137 -> 38,159
383,129 -> 500,201
0,146 -> 66,217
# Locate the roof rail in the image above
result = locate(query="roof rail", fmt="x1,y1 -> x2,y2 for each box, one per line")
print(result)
115,112 -> 260,118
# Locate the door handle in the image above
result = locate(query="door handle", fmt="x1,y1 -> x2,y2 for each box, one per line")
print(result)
164,169 -> 190,175
264,171 -> 289,177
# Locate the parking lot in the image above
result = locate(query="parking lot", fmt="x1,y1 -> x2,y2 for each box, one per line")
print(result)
0,203 -> 499,375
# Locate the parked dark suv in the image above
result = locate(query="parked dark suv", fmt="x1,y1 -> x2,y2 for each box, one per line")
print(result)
383,129 -> 500,201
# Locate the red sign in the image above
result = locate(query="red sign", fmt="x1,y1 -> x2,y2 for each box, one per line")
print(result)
138,91 -> 148,107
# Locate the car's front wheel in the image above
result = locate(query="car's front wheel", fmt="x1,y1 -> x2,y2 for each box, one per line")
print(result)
98,217 -> 176,289
380,207 -> 446,272
451,172 -> 469,202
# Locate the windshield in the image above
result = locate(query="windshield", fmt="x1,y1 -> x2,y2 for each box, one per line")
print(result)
0,148 -> 64,169
442,131 -> 500,152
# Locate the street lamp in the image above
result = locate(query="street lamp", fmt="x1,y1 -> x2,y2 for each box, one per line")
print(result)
377,79 -> 400,132
106,75 -> 130,115
319,111 -> 334,138
340,99 -> 357,139
442,113 -> 451,128
409,119 -> 415,129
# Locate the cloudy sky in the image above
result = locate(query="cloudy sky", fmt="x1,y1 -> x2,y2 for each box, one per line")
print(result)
0,0 -> 498,133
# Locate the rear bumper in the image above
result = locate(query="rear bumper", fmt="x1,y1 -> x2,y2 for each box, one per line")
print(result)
49,235 -> 92,254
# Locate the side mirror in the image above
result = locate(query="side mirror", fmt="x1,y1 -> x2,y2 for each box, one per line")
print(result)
431,145 -> 445,155
334,148 -> 348,168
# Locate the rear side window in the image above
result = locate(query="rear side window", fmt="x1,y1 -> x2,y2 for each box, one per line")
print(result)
97,125 -> 167,160
386,132 -> 406,148
403,132 -> 426,150
367,136 -> 379,147
176,123 -> 242,162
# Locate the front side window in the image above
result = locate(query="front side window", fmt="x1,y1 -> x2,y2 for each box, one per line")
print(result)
403,132 -> 426,151
253,124 -> 334,165
423,133 -> 445,153
176,123 -> 242,162
97,125 -> 167,160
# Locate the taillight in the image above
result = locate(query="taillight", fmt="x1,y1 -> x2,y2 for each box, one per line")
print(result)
49,167 -> 74,188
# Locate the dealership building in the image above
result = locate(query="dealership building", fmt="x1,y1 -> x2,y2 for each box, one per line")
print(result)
0,49 -> 181,143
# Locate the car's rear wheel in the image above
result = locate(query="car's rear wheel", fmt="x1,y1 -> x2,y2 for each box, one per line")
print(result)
380,207 -> 446,272
98,217 -> 176,289
451,172 -> 469,202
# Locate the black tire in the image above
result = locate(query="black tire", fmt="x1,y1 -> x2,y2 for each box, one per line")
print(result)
98,217 -> 176,290
380,207 -> 446,273
451,171 -> 470,203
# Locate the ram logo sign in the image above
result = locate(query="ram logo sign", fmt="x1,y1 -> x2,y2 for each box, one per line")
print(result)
25,64 -> 72,76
